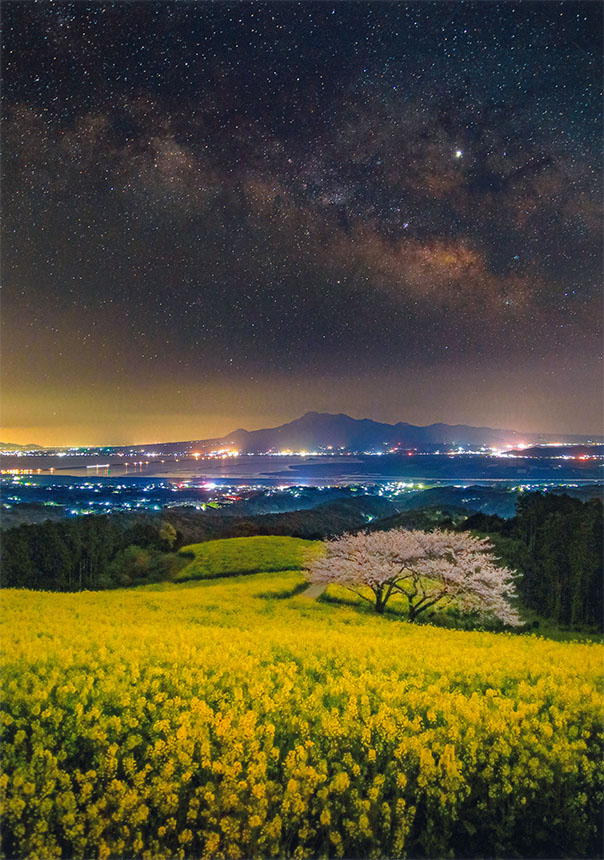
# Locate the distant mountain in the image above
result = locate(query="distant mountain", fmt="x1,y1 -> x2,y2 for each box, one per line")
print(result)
17,413 -> 599,457
0,442 -> 44,451
214,411 -> 601,453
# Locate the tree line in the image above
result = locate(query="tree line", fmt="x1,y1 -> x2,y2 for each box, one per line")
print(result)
1,493 -> 602,630
461,493 -> 603,629
0,517 -> 172,591
0,499 -> 385,591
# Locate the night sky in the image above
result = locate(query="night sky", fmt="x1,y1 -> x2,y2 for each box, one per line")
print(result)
2,1 -> 602,445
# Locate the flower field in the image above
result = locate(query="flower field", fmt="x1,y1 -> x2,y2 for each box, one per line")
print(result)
2,569 -> 603,859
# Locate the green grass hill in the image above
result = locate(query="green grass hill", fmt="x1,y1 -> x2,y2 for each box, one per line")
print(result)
175,535 -> 320,582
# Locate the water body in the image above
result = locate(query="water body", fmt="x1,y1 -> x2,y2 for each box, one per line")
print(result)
1,453 -> 602,484
1,455 -> 353,482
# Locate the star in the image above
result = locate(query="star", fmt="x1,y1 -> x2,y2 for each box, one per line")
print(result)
0,0 -> 600,441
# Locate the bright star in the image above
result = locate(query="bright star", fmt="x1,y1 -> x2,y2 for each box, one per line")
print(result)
455,149 -> 463,159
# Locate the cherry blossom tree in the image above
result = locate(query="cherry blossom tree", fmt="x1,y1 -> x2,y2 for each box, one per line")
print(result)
306,528 -> 521,625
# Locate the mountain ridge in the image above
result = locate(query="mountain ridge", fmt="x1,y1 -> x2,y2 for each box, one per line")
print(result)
213,411 -> 600,453
2,413 -> 601,453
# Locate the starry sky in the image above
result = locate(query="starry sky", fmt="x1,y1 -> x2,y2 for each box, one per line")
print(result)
2,1 -> 602,445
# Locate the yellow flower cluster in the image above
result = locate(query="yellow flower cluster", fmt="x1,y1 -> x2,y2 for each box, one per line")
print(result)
1,571 -> 602,859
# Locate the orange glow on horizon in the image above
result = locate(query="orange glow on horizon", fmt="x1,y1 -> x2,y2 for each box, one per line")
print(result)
1,366 -> 602,447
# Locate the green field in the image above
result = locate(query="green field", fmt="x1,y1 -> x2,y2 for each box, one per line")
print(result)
1,537 -> 603,860
174,535 -> 320,582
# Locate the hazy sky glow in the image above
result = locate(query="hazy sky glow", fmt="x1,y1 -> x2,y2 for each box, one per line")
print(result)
2,2 -> 602,445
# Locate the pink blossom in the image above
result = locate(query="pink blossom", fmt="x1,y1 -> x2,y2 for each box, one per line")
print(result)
306,528 -> 521,625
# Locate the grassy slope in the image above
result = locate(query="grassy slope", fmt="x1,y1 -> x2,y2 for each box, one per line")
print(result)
174,534 -> 321,581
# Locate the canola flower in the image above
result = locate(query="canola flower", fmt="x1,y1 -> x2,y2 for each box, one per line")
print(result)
1,570 -> 603,859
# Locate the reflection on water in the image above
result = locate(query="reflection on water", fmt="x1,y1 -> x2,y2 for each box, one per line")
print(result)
0,455 -> 361,483
1,452 -> 602,485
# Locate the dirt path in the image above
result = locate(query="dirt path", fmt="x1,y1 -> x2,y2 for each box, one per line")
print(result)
299,583 -> 326,599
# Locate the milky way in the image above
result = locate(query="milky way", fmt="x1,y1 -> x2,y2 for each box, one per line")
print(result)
2,2 -> 602,443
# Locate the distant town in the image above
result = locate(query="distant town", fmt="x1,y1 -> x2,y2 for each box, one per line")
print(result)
2,413 -> 601,526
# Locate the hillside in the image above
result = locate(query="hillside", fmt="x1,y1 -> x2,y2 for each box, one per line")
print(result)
2,571 -> 602,859
366,505 -> 470,532
71,412 -> 603,457
217,411 -> 527,451
163,495 -> 401,543
397,485 -> 521,518
175,535 -> 319,581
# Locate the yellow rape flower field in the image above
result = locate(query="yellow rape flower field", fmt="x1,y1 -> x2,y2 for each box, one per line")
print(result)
2,570 -> 603,860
